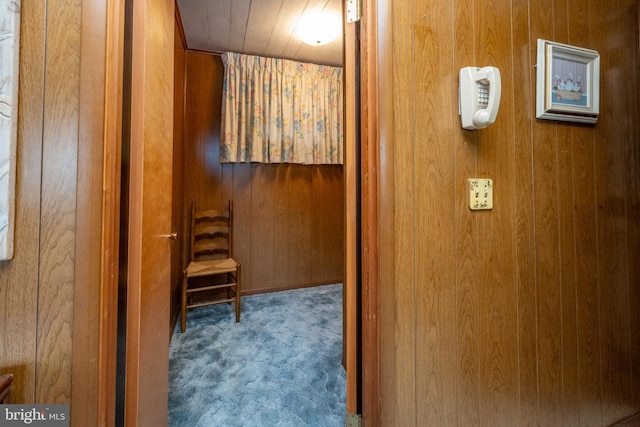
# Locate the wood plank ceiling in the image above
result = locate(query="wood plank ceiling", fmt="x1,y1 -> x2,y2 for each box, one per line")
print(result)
176,0 -> 344,66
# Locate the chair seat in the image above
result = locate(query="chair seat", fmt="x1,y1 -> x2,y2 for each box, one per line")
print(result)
186,258 -> 238,278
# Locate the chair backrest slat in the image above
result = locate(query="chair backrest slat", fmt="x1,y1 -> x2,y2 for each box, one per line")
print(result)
190,201 -> 233,262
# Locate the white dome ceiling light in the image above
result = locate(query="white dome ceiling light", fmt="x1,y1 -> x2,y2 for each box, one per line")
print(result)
295,11 -> 341,46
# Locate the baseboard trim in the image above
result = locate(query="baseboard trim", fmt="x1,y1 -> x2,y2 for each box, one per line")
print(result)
241,280 -> 343,296
610,412 -> 640,426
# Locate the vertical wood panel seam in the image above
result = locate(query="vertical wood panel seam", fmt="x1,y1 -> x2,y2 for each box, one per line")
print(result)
510,2 -> 520,424
570,126 -> 581,426
33,0 -> 50,403
554,115 -> 566,425
570,122 -> 593,424
587,3 -> 604,421
632,0 -> 640,407
568,1 -> 590,421
586,4 -> 601,418
540,0 -> 556,416
625,0 -> 635,409
410,1 -> 418,425
472,2 -> 481,424
471,1 -> 482,424
554,10 -> 569,425
619,0 -> 634,409
527,3 -> 541,424
471,0 -> 476,72
508,1 -> 521,420
450,1 -> 461,425
565,2 -> 579,422
588,0 -> 605,421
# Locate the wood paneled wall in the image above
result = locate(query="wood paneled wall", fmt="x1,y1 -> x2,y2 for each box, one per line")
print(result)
376,0 -> 640,425
0,0 -> 108,424
181,52 -> 344,294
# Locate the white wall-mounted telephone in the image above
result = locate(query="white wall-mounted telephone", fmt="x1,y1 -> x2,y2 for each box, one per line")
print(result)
458,66 -> 502,130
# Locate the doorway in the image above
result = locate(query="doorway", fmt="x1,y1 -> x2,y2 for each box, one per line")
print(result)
168,0 -> 358,424
105,0 -> 363,424
169,48 -> 349,425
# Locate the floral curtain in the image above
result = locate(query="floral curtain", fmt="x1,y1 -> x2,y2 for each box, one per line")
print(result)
220,52 -> 343,164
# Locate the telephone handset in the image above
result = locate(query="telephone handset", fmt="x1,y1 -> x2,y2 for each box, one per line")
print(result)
458,66 -> 502,130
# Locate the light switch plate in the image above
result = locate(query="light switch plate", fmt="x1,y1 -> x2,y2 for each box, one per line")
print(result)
468,178 -> 493,210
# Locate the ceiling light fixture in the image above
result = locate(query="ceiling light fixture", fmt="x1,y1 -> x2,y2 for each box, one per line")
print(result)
295,11 -> 341,46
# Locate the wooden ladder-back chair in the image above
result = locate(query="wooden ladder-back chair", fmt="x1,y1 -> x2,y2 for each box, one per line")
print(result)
181,201 -> 241,332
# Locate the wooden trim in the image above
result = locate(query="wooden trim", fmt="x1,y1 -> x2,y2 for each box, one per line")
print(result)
361,0 -> 381,425
174,0 -> 187,49
186,48 -> 224,57
360,0 -> 393,425
344,13 -> 359,418
611,412 -> 640,426
241,280 -> 342,296
73,0 -> 122,424
98,0 -> 125,425
125,0 -> 146,422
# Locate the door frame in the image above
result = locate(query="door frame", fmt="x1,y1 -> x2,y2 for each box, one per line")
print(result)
96,0 -> 384,424
98,0 -> 125,425
344,9 -> 360,420
344,0 -> 387,423
358,0 -> 388,425
98,0 -> 175,425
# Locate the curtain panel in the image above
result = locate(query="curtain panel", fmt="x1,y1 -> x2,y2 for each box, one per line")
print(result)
221,52 -> 343,165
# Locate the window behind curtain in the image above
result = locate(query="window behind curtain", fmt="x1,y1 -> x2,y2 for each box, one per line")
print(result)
220,52 -> 343,165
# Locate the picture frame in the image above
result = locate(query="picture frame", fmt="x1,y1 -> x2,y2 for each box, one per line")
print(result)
0,0 -> 21,260
536,38 -> 600,124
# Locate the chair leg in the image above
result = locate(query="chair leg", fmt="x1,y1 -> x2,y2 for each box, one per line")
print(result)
181,271 -> 188,332
235,264 -> 241,322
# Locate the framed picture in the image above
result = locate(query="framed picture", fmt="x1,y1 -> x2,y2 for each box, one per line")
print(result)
0,0 -> 20,260
536,39 -> 600,124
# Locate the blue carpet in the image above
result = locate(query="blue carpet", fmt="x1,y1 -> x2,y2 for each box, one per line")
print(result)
168,283 -> 346,427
